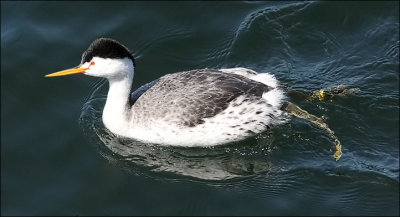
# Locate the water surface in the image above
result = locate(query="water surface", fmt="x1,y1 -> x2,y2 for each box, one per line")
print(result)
1,1 -> 399,215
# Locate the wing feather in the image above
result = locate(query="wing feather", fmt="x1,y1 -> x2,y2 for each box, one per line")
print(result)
132,69 -> 271,127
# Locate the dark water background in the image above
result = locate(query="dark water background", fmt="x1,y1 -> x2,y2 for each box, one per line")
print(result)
2,1 -> 399,215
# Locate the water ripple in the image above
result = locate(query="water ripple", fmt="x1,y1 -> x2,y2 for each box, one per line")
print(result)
77,78 -> 398,185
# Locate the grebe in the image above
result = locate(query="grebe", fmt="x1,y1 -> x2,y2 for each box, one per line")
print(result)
46,38 -> 342,160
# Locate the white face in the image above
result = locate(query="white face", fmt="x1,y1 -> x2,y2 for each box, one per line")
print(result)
82,57 -> 134,80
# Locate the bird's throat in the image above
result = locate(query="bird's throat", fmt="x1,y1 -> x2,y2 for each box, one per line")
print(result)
102,74 -> 133,136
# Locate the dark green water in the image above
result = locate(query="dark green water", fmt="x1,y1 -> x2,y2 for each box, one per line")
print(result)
1,1 -> 399,215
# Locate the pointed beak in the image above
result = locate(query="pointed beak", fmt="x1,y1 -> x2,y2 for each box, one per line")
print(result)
45,65 -> 89,77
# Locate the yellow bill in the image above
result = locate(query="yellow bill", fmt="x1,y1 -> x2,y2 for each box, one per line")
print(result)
45,67 -> 89,77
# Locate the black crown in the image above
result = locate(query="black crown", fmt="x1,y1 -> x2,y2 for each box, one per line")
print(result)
81,38 -> 135,66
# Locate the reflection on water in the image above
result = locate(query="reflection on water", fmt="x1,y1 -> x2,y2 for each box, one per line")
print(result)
79,80 -> 280,180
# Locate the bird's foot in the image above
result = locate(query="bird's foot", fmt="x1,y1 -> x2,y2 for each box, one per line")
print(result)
309,85 -> 360,102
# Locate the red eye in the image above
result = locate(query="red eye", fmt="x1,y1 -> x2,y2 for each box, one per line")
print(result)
90,62 -> 95,65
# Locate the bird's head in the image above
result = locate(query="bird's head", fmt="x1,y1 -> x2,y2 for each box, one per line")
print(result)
46,38 -> 135,80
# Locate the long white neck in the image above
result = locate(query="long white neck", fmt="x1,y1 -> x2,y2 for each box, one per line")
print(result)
102,67 -> 134,136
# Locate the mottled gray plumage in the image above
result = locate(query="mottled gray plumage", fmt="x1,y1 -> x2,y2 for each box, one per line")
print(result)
130,79 -> 159,106
131,69 -> 272,128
